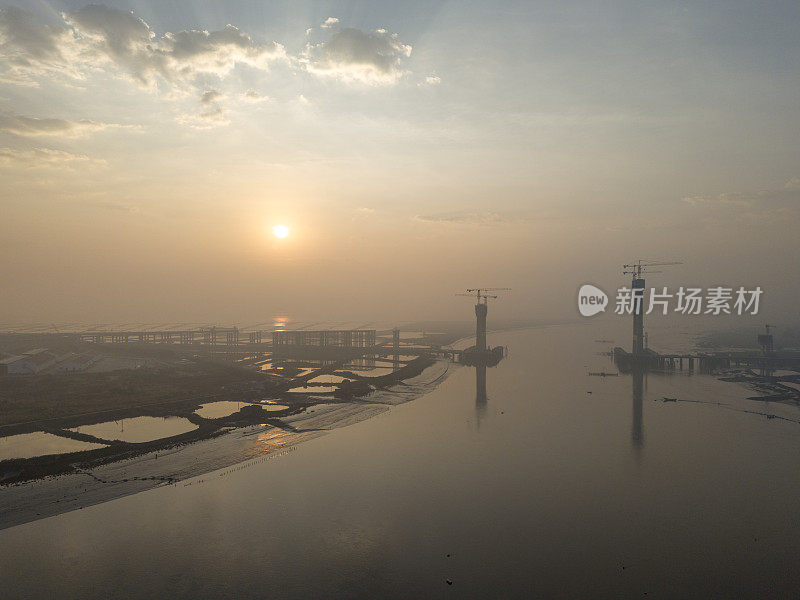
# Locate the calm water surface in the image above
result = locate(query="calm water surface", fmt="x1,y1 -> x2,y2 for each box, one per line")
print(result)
70,416 -> 196,443
3,324 -> 800,599
194,401 -> 290,419
0,432 -> 106,460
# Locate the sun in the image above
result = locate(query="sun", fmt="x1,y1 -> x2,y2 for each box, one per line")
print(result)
272,224 -> 290,239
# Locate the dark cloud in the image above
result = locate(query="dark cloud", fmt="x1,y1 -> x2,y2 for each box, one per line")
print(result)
65,6 -> 284,87
0,7 -> 74,83
0,5 -> 285,89
303,26 -> 412,84
200,89 -> 222,105
2,6 -> 416,92
0,6 -> 65,62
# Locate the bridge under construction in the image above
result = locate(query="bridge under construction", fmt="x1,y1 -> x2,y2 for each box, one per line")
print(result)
1,287 -> 512,371
456,288 -> 509,367
5,324 -> 464,373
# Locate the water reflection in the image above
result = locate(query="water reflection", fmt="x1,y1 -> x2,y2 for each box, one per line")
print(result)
475,364 -> 487,425
0,432 -> 107,461
71,416 -> 196,443
613,353 -> 647,455
631,367 -> 644,454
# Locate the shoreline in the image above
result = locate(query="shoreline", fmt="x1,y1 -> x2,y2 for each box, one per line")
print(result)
0,355 -> 438,480
0,359 -> 456,531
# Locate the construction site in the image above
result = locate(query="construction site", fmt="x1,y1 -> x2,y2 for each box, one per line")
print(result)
0,289 -> 511,487
610,260 -> 800,403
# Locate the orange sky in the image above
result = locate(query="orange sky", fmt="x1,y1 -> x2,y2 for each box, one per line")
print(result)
1,2 -> 799,325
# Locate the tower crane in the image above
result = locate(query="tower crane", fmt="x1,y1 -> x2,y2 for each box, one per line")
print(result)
621,260 -> 682,356
622,260 -> 683,281
458,288 -> 511,304
456,292 -> 497,303
456,288 -> 510,358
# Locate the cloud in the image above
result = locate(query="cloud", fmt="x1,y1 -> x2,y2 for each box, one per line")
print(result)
175,105 -> 229,129
200,89 -> 222,105
177,88 -> 230,127
2,6 -> 421,95
782,177 -> 800,191
415,211 -> 526,225
0,6 -> 78,84
241,89 -> 268,102
0,146 -> 105,168
66,5 -> 285,88
0,113 -> 134,137
0,5 -> 285,90
200,106 -> 226,121
681,179 -> 800,223
0,7 -> 64,62
682,179 -> 800,209
302,26 -> 412,85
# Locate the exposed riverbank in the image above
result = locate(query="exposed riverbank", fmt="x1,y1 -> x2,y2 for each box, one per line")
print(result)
0,359 -> 262,427
0,358 -> 453,531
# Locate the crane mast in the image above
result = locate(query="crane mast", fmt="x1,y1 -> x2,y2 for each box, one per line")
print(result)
457,288 -> 510,358
621,260 -> 683,356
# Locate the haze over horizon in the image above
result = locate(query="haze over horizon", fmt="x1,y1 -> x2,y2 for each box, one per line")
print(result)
2,1 -> 799,325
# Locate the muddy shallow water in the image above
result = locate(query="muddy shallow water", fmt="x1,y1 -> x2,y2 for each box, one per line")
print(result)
70,416 -> 197,443
0,432 -> 107,461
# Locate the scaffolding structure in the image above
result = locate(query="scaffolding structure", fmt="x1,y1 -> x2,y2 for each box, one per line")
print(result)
272,330 -> 377,360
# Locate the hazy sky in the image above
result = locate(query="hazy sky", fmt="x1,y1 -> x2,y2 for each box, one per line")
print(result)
1,1 -> 799,325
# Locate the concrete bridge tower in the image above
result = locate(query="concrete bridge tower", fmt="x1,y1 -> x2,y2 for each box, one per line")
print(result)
475,302 -> 488,353
632,277 -> 645,356
623,260 -> 682,357
458,288 -> 509,358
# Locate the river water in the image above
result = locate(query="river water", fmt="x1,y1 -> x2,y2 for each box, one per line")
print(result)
2,323 -> 800,599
